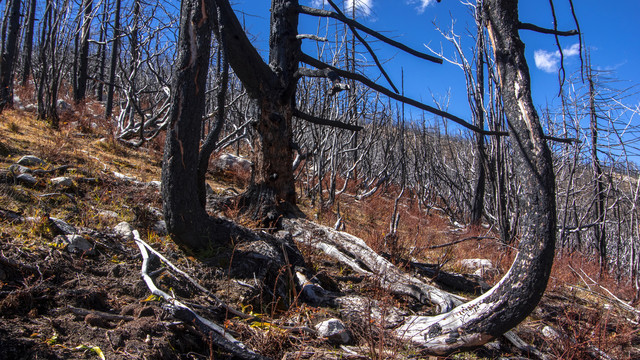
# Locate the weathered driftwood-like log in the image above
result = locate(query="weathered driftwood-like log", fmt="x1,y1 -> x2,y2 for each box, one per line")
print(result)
283,218 -> 463,313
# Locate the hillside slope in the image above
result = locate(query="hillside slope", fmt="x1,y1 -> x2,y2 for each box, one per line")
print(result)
0,110 -> 638,359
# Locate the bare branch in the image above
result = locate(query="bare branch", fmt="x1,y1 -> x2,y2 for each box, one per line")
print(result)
518,22 -> 578,36
297,4 -> 443,64
293,108 -> 363,131
300,53 -> 507,136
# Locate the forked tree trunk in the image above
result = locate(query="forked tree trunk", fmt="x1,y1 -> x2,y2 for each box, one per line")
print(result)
395,0 -> 557,354
161,0 -> 232,250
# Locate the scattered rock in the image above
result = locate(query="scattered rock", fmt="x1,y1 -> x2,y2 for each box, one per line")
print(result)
147,180 -> 161,189
460,258 -> 494,271
114,222 -> 134,241
50,217 -> 77,235
50,176 -> 74,188
17,155 -> 45,167
54,234 -> 95,255
8,164 -> 32,174
152,220 -> 167,236
57,99 -> 71,112
542,325 -> 561,340
97,210 -> 119,220
314,318 -> 351,345
24,103 -> 36,112
216,153 -> 252,174
16,173 -> 37,186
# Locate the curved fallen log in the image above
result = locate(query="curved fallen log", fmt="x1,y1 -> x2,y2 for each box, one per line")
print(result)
283,218 -> 464,313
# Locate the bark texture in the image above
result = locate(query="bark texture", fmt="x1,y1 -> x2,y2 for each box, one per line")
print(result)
161,0 -> 232,250
394,0 -> 557,354
0,0 -> 20,113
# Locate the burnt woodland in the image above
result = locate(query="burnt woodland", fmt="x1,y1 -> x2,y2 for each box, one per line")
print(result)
0,0 -> 639,359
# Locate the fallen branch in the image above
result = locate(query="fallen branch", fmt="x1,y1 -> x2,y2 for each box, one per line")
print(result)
68,306 -> 134,322
133,230 -> 267,360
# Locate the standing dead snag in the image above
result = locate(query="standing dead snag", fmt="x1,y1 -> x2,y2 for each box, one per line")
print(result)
395,0 -> 559,354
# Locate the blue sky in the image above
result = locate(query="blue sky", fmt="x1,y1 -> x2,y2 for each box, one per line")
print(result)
233,0 -> 639,130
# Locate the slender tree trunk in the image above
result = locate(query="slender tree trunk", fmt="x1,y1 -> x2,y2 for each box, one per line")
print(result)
470,2 -> 486,225
20,0 -> 35,85
74,0 -> 92,102
105,0 -> 121,118
396,0 -> 557,354
0,0 -> 20,113
588,61 -> 607,273
96,0 -> 108,101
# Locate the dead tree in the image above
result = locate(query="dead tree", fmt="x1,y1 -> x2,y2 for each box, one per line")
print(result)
0,0 -> 20,113
394,0 -> 569,353
73,0 -> 91,102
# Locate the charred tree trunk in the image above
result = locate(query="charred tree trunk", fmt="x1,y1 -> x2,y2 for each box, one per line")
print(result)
396,0 -> 557,354
105,0 -> 120,119
588,62 -> 607,273
161,0 -> 233,250
470,3 -> 487,226
74,0 -> 92,102
0,0 -> 20,113
96,0 -> 108,101
20,0 -> 35,85
212,0 -> 301,224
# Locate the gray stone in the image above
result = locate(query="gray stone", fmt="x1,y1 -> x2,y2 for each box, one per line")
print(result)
147,180 -> 161,189
57,99 -> 71,111
314,318 -> 351,345
152,220 -> 167,236
51,176 -> 74,188
8,164 -> 32,174
55,234 -> 95,255
24,104 -> 36,112
17,155 -> 45,167
16,173 -> 37,186
114,222 -> 134,241
50,217 -> 77,235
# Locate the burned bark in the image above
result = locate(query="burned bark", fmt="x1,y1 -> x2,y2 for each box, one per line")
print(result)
0,0 -> 20,113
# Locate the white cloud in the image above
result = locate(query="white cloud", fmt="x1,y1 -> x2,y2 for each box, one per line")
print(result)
533,43 -> 581,73
344,0 -> 373,16
310,0 -> 326,8
407,0 -> 437,14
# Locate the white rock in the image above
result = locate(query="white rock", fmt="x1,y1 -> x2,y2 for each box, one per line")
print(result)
51,176 -> 74,187
314,318 -> 351,345
147,180 -> 161,189
114,221 -> 134,241
55,234 -> 95,255
460,258 -> 494,271
17,155 -> 45,167
217,153 -> 252,173
542,325 -> 561,340
9,164 -> 32,174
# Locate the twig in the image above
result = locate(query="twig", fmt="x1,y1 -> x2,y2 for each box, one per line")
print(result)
68,306 -> 134,322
